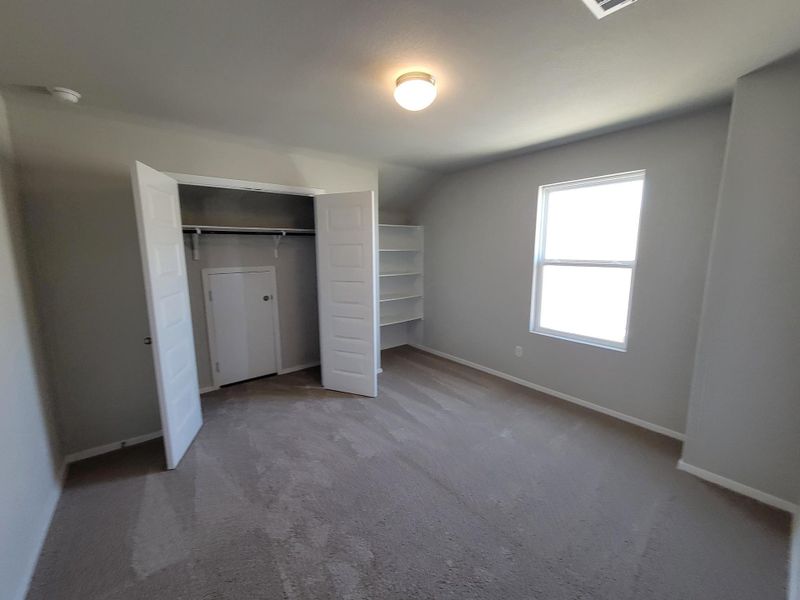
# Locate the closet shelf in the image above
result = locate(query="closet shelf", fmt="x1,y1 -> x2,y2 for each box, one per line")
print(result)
182,224 -> 315,236
380,314 -> 423,327
379,271 -> 422,278
380,293 -> 423,303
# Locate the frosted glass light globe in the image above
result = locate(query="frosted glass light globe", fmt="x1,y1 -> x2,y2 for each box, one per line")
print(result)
394,72 -> 437,111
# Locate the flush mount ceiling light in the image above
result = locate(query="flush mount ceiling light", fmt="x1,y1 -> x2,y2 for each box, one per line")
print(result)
394,72 -> 437,111
48,87 -> 81,103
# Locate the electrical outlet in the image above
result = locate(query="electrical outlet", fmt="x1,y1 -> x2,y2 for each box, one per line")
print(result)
515,346 -> 523,357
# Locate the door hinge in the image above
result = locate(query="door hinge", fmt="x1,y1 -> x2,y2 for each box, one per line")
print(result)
215,361 -> 220,372
208,290 -> 213,302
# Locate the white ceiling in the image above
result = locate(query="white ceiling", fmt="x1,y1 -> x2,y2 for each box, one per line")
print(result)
1,0 -> 799,171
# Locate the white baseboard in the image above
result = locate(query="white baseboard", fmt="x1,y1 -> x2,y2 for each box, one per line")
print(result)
677,460 -> 798,514
409,344 -> 686,442
199,385 -> 219,395
64,430 -> 162,464
278,361 -> 320,375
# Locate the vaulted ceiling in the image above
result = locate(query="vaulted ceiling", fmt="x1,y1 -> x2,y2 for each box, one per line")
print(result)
1,0 -> 799,170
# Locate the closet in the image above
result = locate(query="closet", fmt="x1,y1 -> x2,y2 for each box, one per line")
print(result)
179,184 -> 318,392
131,162 -> 379,469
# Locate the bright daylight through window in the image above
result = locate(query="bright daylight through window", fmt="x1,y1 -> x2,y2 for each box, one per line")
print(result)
530,171 -> 645,350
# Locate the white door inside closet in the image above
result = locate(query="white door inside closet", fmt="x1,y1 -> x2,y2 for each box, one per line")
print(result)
315,191 -> 379,397
131,161 -> 202,470
203,267 -> 280,387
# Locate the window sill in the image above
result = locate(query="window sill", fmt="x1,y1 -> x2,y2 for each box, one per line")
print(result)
529,328 -> 627,352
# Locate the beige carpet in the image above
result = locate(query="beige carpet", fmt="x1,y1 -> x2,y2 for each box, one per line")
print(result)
28,346 -> 790,599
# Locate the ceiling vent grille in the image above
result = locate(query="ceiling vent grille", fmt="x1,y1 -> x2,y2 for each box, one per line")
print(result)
581,0 -> 639,19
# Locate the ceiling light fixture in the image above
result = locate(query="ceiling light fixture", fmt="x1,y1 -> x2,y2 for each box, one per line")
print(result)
394,72 -> 437,111
48,87 -> 81,104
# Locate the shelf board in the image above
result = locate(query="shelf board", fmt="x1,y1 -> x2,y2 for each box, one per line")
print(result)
379,248 -> 420,252
378,224 -> 423,229
380,293 -> 423,303
380,314 -> 423,327
182,224 -> 315,235
379,271 -> 422,278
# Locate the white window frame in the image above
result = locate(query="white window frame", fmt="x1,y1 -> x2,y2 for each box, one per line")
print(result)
529,170 -> 645,351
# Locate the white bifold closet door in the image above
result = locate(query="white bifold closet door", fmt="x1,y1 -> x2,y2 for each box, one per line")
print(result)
131,161 -> 202,470
315,191 -> 379,397
204,267 -> 279,387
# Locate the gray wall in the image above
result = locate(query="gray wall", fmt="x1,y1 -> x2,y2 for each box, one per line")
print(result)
179,186 -> 315,229
415,106 -> 731,435
185,233 -> 319,390
0,94 -> 62,600
682,55 -> 800,505
378,164 -> 442,225
5,96 -> 378,455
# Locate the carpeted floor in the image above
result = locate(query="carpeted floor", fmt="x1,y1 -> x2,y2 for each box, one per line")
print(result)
28,346 -> 790,599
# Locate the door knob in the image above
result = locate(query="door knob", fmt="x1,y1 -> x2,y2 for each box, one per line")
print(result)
263,295 -> 271,301
144,336 -> 152,345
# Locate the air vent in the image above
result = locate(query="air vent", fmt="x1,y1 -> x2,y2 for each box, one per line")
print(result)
581,0 -> 639,19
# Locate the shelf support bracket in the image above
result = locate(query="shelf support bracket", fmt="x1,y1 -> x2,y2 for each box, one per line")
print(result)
191,227 -> 201,261
273,231 -> 286,258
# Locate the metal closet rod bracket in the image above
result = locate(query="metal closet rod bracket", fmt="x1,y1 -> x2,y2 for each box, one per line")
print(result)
273,230 -> 287,258
191,227 -> 202,261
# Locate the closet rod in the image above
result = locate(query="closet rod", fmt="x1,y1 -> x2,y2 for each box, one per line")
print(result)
182,225 -> 315,236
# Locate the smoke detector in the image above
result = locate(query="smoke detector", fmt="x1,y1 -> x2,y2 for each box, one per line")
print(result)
48,87 -> 81,104
580,0 -> 640,19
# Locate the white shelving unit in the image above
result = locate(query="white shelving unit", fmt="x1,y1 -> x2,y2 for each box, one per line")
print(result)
379,224 -> 423,350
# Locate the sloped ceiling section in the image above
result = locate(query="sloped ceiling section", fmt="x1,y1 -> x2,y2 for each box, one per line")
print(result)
379,164 -> 442,217
0,0 -> 799,170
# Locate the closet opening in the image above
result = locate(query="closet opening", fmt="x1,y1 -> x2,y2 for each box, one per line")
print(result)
132,161 -> 379,468
178,184 -> 321,393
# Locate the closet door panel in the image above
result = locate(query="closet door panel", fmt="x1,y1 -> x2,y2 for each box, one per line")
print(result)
206,269 -> 278,386
315,191 -> 379,397
131,161 -> 202,470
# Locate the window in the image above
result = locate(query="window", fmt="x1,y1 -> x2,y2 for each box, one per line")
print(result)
530,171 -> 645,350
